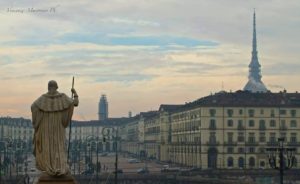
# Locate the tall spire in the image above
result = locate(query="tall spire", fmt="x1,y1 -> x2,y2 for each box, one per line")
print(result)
243,10 -> 268,93
252,9 -> 257,57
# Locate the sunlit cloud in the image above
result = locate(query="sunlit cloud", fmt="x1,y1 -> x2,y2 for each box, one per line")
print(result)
99,17 -> 160,27
0,0 -> 299,120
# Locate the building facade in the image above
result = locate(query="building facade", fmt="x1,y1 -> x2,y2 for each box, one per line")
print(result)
120,91 -> 300,169
67,118 -> 132,154
0,117 -> 33,150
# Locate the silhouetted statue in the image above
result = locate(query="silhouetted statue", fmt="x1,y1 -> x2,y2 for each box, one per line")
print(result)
31,80 -> 79,176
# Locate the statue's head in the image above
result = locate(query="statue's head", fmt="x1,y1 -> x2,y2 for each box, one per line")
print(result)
48,80 -> 58,94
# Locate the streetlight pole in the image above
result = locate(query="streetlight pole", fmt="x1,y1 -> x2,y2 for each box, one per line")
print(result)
0,137 -> 12,181
9,143 -> 13,179
279,139 -> 284,184
85,141 -> 87,172
96,137 -> 99,184
73,143 -> 75,176
24,141 -> 28,176
114,129 -> 118,184
9,144 -> 11,179
15,139 -> 25,177
266,137 -> 296,184
102,127 -> 119,184
84,136 -> 90,174
0,142 -> 3,183
16,140 -> 19,177
86,135 -> 101,184
78,140 -> 81,178
0,139 -> 10,183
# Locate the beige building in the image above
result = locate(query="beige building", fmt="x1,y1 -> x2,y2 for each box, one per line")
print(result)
143,112 -> 160,159
68,118 -> 131,152
119,115 -> 140,155
120,91 -> 300,169
167,91 -> 300,169
119,111 -> 160,158
0,117 -> 33,151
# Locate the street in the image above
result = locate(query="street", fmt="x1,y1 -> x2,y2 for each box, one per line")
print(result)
70,152 -> 167,175
93,154 -> 163,173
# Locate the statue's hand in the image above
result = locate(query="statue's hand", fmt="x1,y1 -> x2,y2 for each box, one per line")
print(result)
71,88 -> 77,95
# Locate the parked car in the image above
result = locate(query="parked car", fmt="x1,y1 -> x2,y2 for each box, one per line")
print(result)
137,167 -> 149,174
162,165 -> 169,169
128,159 -> 140,163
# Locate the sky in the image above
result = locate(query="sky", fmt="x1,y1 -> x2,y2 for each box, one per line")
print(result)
0,0 -> 300,120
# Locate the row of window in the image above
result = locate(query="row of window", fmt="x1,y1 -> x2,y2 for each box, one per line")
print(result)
227,156 -> 298,168
145,126 -> 160,134
231,132 -> 297,142
145,119 -> 159,125
209,109 -> 297,117
211,132 -> 298,143
172,108 -> 297,122
168,146 -> 264,154
209,119 -> 298,129
227,157 -> 257,168
173,131 -> 298,143
173,121 -> 201,132
172,118 -> 298,133
0,119 -> 32,127
227,147 -> 273,154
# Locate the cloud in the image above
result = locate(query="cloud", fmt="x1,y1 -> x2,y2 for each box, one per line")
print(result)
105,35 -> 218,47
99,17 -> 160,27
264,63 -> 300,75
1,74 -> 48,80
93,73 -> 155,82
0,0 -> 300,120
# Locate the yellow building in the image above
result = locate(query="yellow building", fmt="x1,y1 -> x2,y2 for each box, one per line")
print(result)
120,90 -> 300,170
119,116 -> 140,155
119,111 -> 160,159
144,111 -> 160,159
167,90 -> 300,169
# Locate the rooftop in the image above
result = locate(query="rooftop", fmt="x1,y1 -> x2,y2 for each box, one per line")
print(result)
180,90 -> 300,111
72,117 -> 132,127
159,104 -> 184,112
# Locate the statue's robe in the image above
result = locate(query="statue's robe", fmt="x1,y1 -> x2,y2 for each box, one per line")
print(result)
31,92 -> 74,176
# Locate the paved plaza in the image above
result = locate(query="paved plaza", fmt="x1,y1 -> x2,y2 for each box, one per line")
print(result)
72,152 -> 168,175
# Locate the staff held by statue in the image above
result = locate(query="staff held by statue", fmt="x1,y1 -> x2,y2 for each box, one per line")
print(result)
68,76 -> 75,163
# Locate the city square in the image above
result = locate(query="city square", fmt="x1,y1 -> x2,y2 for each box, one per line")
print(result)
1,0 -> 300,184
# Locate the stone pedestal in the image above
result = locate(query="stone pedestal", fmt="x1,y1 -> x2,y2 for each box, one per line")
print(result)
36,173 -> 77,184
